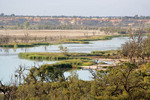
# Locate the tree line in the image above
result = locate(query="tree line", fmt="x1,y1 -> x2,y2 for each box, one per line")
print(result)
1,13 -> 150,19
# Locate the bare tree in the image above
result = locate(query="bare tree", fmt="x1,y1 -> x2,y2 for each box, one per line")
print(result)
15,65 -> 27,85
89,58 -> 99,79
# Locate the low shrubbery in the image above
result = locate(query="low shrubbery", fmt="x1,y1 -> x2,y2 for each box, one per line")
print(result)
19,52 -> 68,61
61,40 -> 89,44
63,35 -> 128,42
19,52 -> 91,61
60,34 -> 128,45
34,59 -> 95,69
91,50 -> 120,58
19,50 -> 120,61
2,62 -> 150,100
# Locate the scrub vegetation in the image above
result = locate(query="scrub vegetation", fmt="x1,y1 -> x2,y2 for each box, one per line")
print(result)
0,62 -> 150,100
0,27 -> 150,100
61,34 -> 128,44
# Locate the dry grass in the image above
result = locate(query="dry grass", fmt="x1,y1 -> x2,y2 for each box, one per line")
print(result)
0,30 -> 117,38
0,30 -> 119,43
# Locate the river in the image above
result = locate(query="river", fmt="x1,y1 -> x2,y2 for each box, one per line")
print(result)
0,37 -> 129,82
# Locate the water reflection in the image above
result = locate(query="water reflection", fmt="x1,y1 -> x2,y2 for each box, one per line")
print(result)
64,69 -> 94,81
0,37 -> 129,55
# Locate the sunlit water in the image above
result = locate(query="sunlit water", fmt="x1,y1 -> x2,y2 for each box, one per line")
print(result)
0,37 -> 129,82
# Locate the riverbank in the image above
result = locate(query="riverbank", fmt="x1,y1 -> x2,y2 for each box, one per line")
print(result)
0,29 -> 124,48
0,34 -> 128,48
0,42 -> 53,48
61,34 -> 128,42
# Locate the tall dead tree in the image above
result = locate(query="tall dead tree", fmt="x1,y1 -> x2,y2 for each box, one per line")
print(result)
15,65 -> 27,85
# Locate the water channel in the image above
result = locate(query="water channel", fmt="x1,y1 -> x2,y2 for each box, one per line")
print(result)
0,37 -> 129,82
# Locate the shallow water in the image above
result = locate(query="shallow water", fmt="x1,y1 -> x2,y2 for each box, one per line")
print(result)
0,37 -> 129,82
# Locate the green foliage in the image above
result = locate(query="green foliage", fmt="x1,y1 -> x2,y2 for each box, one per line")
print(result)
60,35 -> 128,45
146,27 -> 150,33
17,71 -> 93,100
100,27 -> 128,34
61,39 -> 90,44
102,63 -> 148,99
2,62 -> 150,100
67,35 -> 127,42
19,50 -> 120,62
25,65 -> 66,83
121,34 -> 150,63
19,52 -> 88,61
91,50 -> 120,58
38,59 -> 95,69
81,62 -> 95,66
58,45 -> 68,53
0,94 -> 4,100
24,22 -> 30,29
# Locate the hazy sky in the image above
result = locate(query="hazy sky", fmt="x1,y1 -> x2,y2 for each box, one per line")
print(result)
0,0 -> 150,16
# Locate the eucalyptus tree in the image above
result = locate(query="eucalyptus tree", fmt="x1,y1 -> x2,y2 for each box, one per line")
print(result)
121,27 -> 146,63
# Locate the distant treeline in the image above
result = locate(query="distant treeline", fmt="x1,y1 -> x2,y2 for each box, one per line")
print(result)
1,13 -> 150,29
1,13 -> 150,19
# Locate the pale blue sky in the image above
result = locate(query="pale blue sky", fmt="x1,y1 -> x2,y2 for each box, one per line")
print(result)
0,0 -> 150,16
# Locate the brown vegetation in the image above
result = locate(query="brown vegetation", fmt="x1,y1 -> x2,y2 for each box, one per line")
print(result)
0,30 -> 115,43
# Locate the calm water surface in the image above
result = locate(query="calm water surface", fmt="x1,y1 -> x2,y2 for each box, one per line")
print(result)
0,37 -> 129,82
